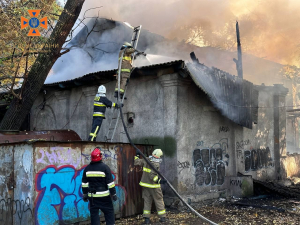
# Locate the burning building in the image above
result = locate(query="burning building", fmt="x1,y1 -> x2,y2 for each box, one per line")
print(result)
0,18 -> 299,225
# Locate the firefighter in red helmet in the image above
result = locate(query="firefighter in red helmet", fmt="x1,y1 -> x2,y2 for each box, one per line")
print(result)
81,147 -> 118,225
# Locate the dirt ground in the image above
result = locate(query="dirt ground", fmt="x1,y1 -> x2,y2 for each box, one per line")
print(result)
115,196 -> 300,225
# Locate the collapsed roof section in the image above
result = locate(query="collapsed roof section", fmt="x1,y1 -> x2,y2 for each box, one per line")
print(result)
186,62 -> 258,129
45,60 -> 258,129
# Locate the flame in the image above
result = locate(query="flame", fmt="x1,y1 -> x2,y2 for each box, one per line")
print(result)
80,0 -> 300,66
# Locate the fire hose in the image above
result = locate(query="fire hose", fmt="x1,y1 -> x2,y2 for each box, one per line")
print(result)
117,105 -> 218,225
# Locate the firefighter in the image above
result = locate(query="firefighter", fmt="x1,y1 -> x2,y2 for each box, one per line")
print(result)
134,149 -> 167,224
114,41 -> 135,99
82,147 -> 118,225
88,85 -> 119,141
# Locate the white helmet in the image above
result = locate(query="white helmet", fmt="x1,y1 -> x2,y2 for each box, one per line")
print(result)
123,41 -> 132,47
152,149 -> 163,158
98,85 -> 106,94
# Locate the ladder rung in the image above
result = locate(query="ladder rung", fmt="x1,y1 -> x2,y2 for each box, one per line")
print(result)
112,117 -> 118,119
109,128 -> 115,130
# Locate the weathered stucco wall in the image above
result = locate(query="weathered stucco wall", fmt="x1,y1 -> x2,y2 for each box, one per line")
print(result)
238,86 -> 276,180
176,78 -> 235,198
0,142 -> 148,225
30,71 -> 287,202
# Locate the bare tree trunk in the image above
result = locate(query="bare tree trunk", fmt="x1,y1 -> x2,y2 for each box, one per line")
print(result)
0,0 -> 85,130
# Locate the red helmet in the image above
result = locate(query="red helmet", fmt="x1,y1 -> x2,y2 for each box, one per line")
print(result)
91,147 -> 102,162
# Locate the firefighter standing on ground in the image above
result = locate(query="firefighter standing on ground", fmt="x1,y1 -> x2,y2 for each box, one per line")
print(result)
134,149 -> 167,224
114,42 -> 135,99
81,147 -> 118,225
89,85 -> 119,141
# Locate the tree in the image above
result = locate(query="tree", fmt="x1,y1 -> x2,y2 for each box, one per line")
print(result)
0,0 -> 85,130
0,0 -> 63,95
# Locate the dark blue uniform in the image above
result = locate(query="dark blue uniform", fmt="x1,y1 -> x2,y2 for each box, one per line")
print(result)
82,160 -> 116,225
88,94 -> 116,141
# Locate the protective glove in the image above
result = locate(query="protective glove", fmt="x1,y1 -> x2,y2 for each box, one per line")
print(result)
158,179 -> 167,184
115,103 -> 124,109
112,194 -> 118,202
83,194 -> 88,202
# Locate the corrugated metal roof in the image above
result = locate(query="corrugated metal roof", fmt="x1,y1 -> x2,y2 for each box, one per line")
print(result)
135,60 -> 184,69
45,60 -> 184,87
45,69 -> 118,87
186,62 -> 258,129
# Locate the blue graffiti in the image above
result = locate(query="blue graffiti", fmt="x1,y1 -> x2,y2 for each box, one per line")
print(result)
35,165 -> 126,225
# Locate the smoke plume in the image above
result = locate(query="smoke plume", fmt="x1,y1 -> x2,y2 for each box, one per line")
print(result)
46,0 -> 300,84
80,0 -> 300,66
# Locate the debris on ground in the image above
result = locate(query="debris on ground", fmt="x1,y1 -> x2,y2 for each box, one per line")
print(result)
115,196 -> 300,224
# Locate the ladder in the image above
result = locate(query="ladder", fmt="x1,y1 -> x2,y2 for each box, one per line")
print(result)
105,25 -> 142,142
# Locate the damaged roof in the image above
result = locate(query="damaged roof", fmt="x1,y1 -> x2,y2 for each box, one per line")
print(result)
44,59 -> 258,129
185,62 -> 258,129
44,60 -> 185,87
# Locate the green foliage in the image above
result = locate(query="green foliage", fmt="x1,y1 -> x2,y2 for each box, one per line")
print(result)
0,0 -> 63,91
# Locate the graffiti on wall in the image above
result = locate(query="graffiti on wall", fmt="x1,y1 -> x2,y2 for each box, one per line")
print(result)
219,126 -> 230,133
236,140 -> 251,150
35,165 -> 127,225
81,147 -> 118,161
230,179 -> 242,188
193,138 -> 229,186
0,197 -> 32,225
36,147 -> 81,168
244,147 -> 273,172
177,161 -> 190,174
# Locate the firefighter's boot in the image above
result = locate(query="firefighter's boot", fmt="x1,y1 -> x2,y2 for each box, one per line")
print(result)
143,217 -> 150,224
159,217 -> 166,223
114,91 -> 118,99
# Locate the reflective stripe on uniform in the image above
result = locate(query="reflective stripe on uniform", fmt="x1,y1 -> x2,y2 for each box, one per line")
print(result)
88,190 -> 110,197
112,103 -> 116,107
86,171 -> 106,177
143,167 -> 151,173
158,209 -> 166,215
90,133 -> 96,137
82,182 -> 89,188
94,103 -> 105,107
93,112 -> 105,117
107,181 -> 115,188
119,56 -> 131,61
143,210 -> 151,214
121,69 -> 131,73
153,176 -> 158,182
93,114 -> 105,117
115,88 -> 125,93
91,126 -> 99,141
134,156 -> 139,160
139,181 -> 161,188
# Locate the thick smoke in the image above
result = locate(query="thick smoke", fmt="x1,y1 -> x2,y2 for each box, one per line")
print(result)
47,0 -> 300,84
80,0 -> 300,66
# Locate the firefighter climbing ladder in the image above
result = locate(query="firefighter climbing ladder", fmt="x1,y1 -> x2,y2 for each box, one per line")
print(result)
104,24 -> 218,225
105,25 -> 142,142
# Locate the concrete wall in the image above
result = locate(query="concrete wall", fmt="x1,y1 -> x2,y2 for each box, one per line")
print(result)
237,86 -> 276,180
0,142 -> 146,225
31,71 -> 288,202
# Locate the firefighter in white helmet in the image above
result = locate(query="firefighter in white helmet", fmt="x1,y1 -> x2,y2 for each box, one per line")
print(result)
88,85 -> 119,141
134,149 -> 167,224
114,42 -> 135,99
